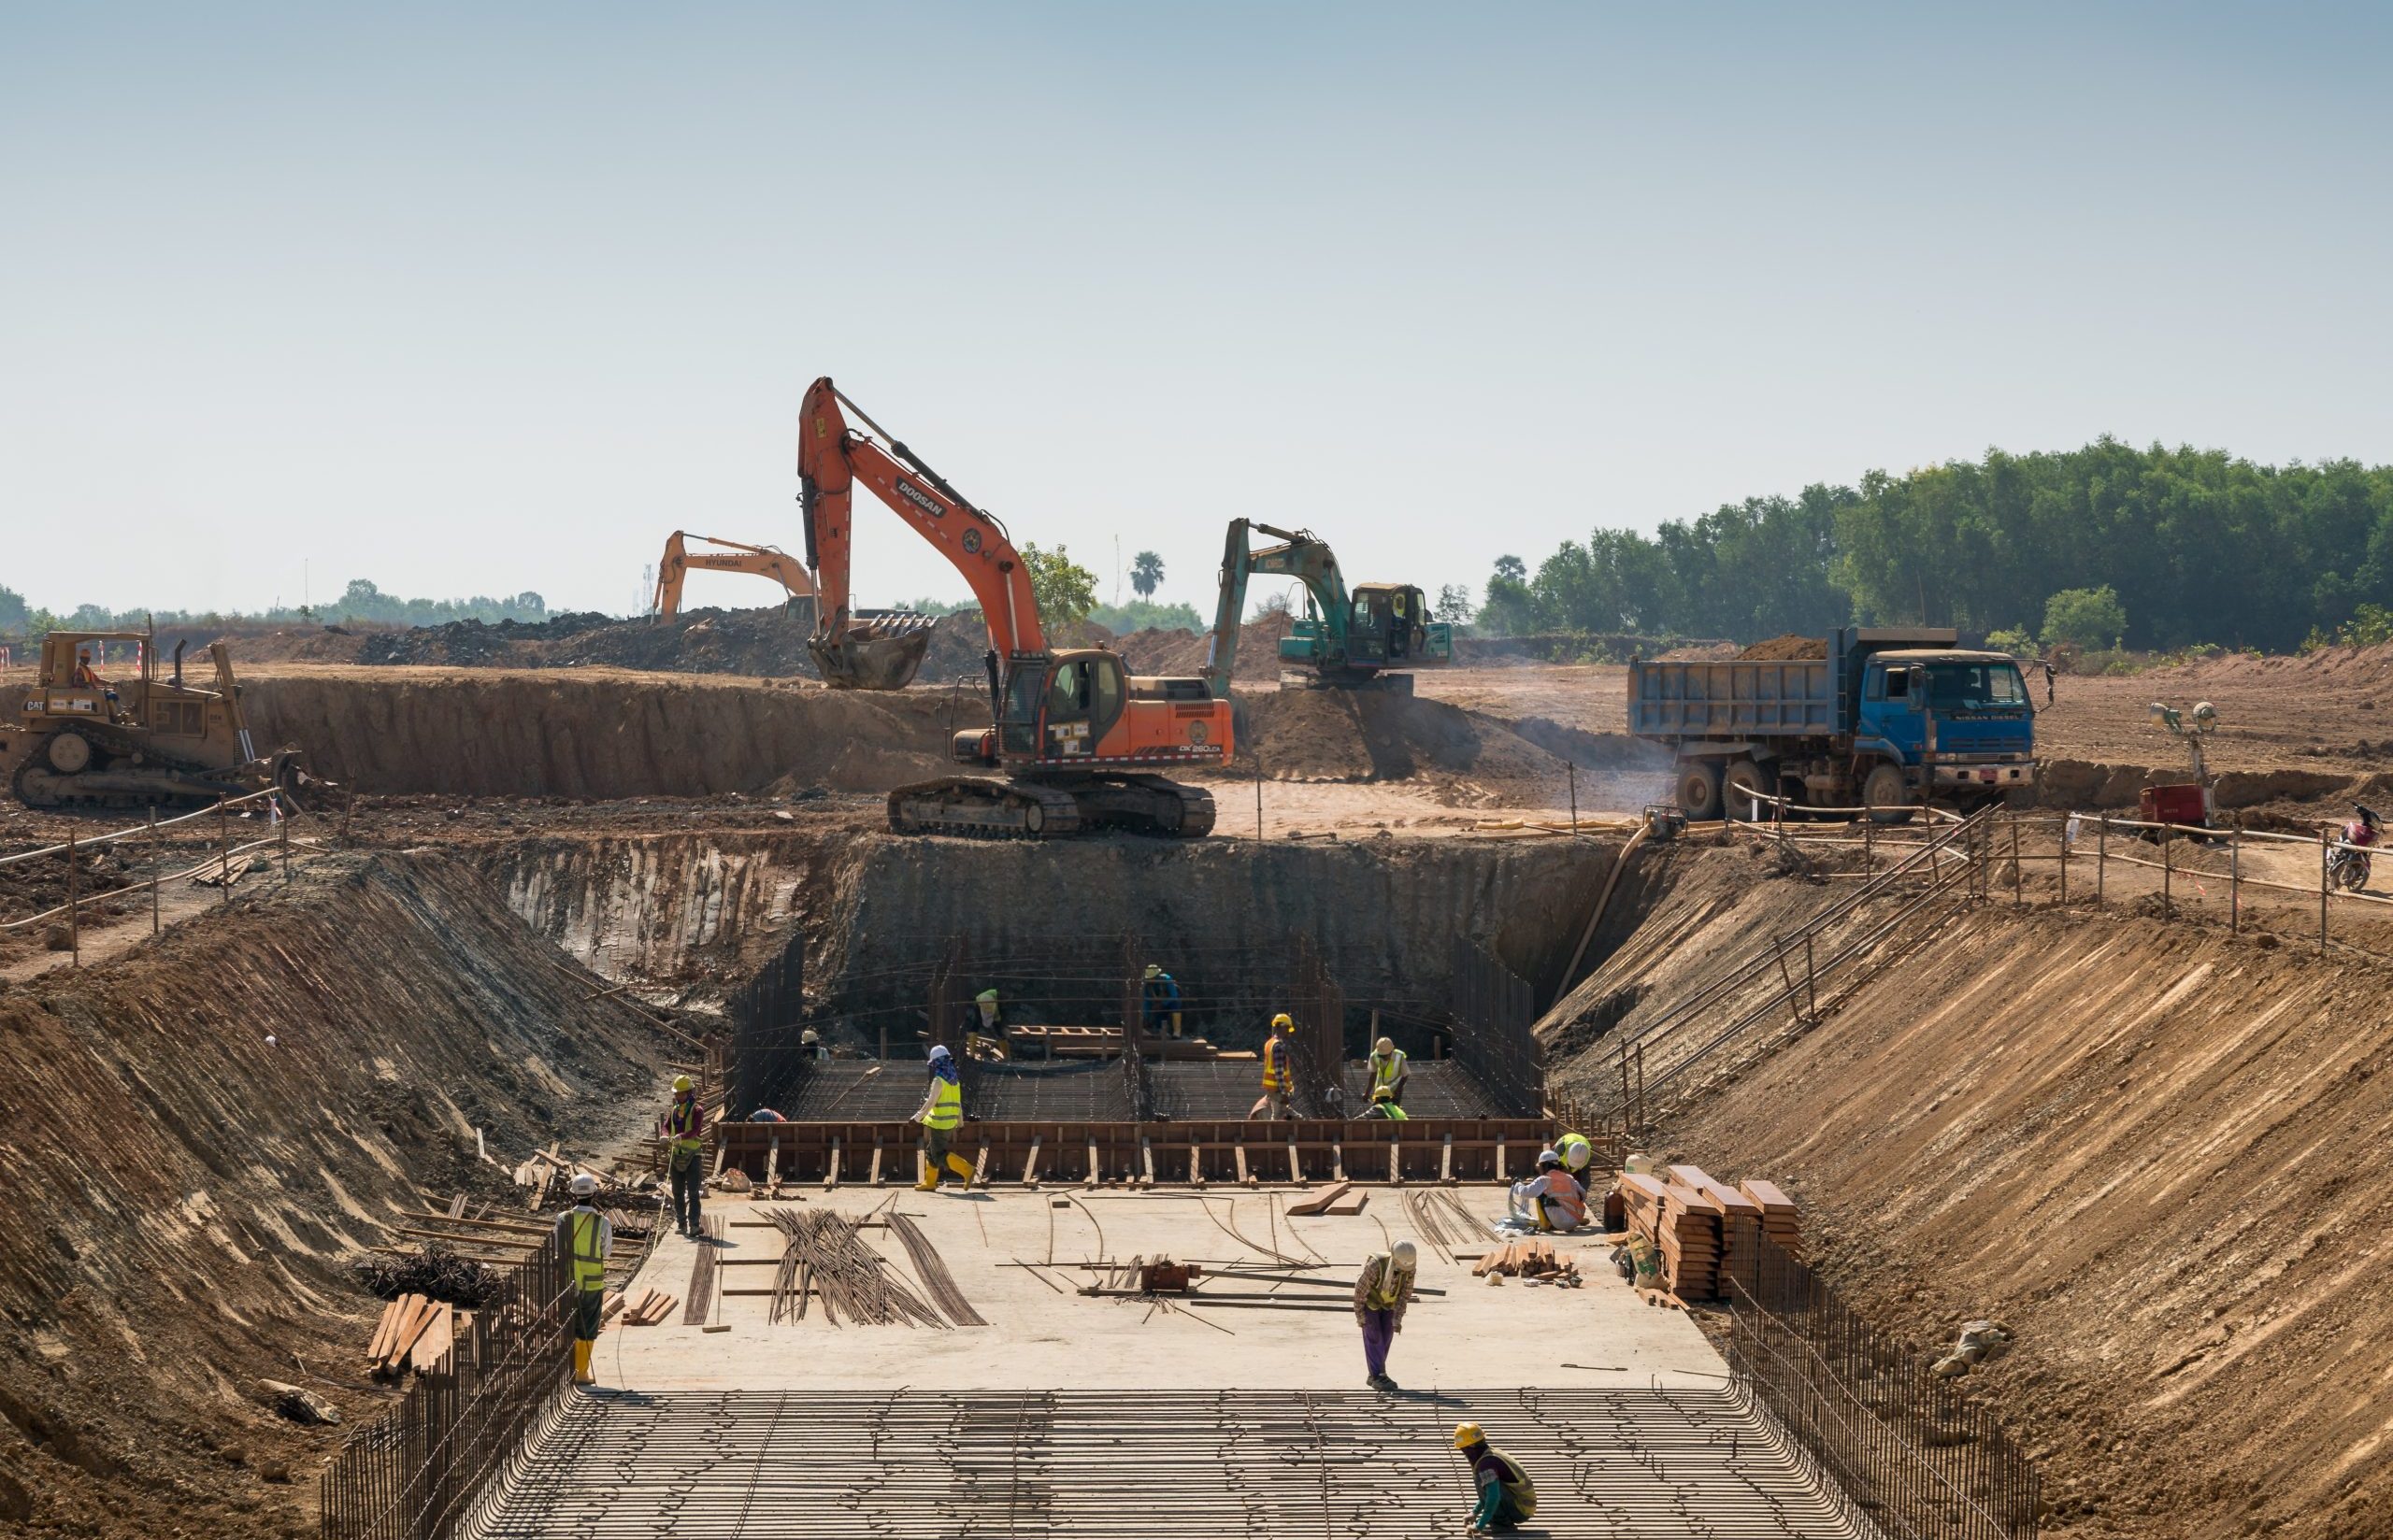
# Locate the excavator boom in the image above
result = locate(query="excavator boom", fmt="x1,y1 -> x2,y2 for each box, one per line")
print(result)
652,531 -> 816,620
799,378 -> 1042,689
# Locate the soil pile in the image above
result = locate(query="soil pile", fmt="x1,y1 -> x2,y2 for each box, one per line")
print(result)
238,669 -> 957,798
1736,634 -> 1827,660
1113,614 -> 1286,681
1235,689 -> 1669,806
0,852 -> 668,1536
1565,851 -> 2393,1538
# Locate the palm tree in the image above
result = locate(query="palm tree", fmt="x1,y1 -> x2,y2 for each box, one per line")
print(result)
1130,550 -> 1165,600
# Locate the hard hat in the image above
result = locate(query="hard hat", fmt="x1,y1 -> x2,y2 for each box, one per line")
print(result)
1537,1147 -> 1561,1169
1374,1036 -> 1395,1055
1144,963 -> 1163,979
1391,1240 -> 1417,1269
1452,1421 -> 1484,1450
928,1044 -> 953,1062
569,1174 -> 597,1196
1371,1085 -> 1396,1102
1272,1013 -> 1294,1032
801,1029 -> 821,1044
976,988 -> 999,1002
671,1074 -> 695,1093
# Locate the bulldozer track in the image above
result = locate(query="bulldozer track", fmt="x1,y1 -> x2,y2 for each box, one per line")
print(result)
8,724 -> 286,810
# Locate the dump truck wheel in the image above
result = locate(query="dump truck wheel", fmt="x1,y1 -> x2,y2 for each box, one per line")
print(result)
1676,761 -> 1722,820
1723,759 -> 1770,820
1862,763 -> 1913,824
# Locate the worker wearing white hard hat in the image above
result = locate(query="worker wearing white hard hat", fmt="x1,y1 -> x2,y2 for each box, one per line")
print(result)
1509,1148 -> 1588,1233
1353,1239 -> 1420,1391
1367,1035 -> 1409,1109
912,1045 -> 974,1191
554,1173 -> 611,1386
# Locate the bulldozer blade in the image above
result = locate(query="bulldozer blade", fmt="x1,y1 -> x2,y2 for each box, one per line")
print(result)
810,628 -> 931,691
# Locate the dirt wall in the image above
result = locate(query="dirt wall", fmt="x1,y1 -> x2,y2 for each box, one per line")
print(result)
1621,891 -> 2393,1538
0,853 -> 669,1536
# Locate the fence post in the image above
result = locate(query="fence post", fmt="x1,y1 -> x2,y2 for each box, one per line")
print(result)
2321,832 -> 2331,954
2097,817 -> 2107,905
148,806 -> 161,937
2161,825 -> 2172,918
1254,751 -> 1264,842
2010,817 -> 2022,907
2057,815 -> 2068,905
1863,812 -> 1873,872
218,800 -> 230,905
1569,762 -> 1578,836
279,796 -> 291,881
66,826 -> 79,967
2229,830 -> 2241,934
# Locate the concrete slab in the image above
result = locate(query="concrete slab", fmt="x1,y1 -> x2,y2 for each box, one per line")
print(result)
601,1187 -> 1723,1394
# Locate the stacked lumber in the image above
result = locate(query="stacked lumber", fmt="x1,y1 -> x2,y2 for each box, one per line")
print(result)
1738,1179 -> 1803,1258
1616,1173 -> 1722,1299
1285,1182 -> 1350,1216
612,1288 -> 679,1327
1471,1238 -> 1579,1283
364,1294 -> 453,1377
1671,1166 -> 1763,1287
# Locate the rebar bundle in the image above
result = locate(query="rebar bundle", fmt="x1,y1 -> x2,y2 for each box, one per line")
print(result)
351,1245 -> 508,1308
884,1211 -> 986,1327
763,1207 -> 946,1329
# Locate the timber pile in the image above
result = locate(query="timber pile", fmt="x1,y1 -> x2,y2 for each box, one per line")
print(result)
1473,1238 -> 1579,1284
1284,1181 -> 1368,1217
1615,1168 -> 1804,1300
612,1288 -> 680,1326
364,1293 -> 456,1377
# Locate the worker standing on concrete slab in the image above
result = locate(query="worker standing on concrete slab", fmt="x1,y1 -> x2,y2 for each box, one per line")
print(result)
1362,1085 -> 1409,1120
1257,1014 -> 1297,1119
1353,1239 -> 1418,1390
555,1174 -> 611,1387
1141,964 -> 1182,1039
1368,1036 -> 1409,1108
1508,1149 -> 1587,1232
912,1045 -> 976,1191
1454,1422 -> 1537,1534
801,1028 -> 828,1062
663,1075 -> 705,1239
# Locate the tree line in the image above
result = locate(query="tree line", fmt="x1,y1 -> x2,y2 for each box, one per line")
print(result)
1478,438 -> 2393,653
0,578 -> 550,637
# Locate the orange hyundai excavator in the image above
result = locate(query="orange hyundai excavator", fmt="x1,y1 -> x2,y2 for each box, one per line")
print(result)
651,531 -> 815,619
799,376 -> 1232,837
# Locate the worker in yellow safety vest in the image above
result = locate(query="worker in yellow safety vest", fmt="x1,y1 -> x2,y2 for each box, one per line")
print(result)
1362,1084 -> 1409,1120
554,1173 -> 612,1386
1256,1013 -> 1297,1120
912,1045 -> 976,1191
1454,1421 -> 1537,1533
1367,1036 -> 1410,1109
662,1075 -> 705,1239
1354,1240 -> 1418,1391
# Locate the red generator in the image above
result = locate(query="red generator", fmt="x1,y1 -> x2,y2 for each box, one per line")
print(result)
2140,781 -> 2211,830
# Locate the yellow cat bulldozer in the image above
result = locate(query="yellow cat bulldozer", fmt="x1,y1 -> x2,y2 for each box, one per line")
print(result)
3,630 -> 315,809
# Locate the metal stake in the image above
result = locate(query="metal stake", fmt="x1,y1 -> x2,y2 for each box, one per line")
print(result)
149,805 -> 160,936
2229,830 -> 2240,934
1569,762 -> 1578,835
218,800 -> 230,905
66,825 -> 79,967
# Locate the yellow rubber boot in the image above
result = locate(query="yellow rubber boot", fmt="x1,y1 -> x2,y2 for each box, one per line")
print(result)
572,1339 -> 596,1387
914,1168 -> 940,1192
945,1153 -> 975,1188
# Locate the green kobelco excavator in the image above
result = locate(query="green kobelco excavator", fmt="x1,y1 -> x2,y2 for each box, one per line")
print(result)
1203,520 -> 1453,697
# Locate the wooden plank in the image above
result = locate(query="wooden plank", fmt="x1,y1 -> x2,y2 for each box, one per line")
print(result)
1234,1144 -> 1250,1185
766,1138 -> 780,1192
412,1305 -> 454,1374
1139,1136 -> 1155,1188
1189,1142 -> 1203,1187
1440,1134 -> 1454,1186
1495,1135 -> 1506,1184
1387,1140 -> 1401,1185
824,1136 -> 842,1191
446,1193 -> 466,1220
1324,1191 -> 1369,1217
383,1297 -> 441,1374
1286,1181 -> 1351,1217
1086,1136 -> 1100,1189
1331,1141 -> 1345,1183
391,1225 -> 541,1250
365,1296 -> 408,1362
1022,1135 -> 1043,1188
867,1139 -> 885,1188
1286,1136 -> 1304,1185
975,1142 -> 993,1189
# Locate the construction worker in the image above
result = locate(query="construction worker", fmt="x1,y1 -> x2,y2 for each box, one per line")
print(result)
1142,964 -> 1182,1038
1555,1130 -> 1594,1183
975,988 -> 1003,1033
1256,1013 -> 1297,1120
801,1028 -> 829,1062
1353,1239 -> 1418,1390
662,1075 -> 705,1239
1367,1035 -> 1409,1108
71,649 -> 120,717
1362,1085 -> 1409,1120
912,1045 -> 976,1191
1453,1422 -> 1537,1534
1508,1148 -> 1587,1232
555,1173 -> 610,1387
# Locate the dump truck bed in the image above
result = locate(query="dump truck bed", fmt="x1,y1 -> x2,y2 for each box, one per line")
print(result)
1626,659 -> 1837,739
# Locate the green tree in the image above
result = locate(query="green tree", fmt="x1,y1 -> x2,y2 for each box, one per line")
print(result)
1021,543 -> 1098,628
1479,555 -> 1535,635
2041,585 -> 2127,650
0,585 -> 30,635
1436,583 -> 1475,624
1129,549 -> 1165,600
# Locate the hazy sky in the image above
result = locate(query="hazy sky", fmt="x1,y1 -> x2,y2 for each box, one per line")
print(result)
5,4 -> 2388,620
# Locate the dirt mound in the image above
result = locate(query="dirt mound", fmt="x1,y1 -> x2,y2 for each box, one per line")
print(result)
0,852 -> 668,1536
1115,614 -> 1286,681
235,669 -> 955,798
1231,690 -> 1669,808
1736,634 -> 1827,660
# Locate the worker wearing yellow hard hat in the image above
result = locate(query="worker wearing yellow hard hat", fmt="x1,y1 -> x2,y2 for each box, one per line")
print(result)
1256,1013 -> 1297,1120
1367,1035 -> 1409,1110
1453,1422 -> 1536,1533
662,1074 -> 705,1239
1362,1084 -> 1409,1120
1141,963 -> 1182,1039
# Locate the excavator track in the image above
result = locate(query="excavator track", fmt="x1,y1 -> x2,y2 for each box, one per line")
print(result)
886,774 -> 1213,839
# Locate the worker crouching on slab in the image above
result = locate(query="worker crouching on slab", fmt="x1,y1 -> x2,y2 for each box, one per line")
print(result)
913,1045 -> 976,1191
662,1075 -> 705,1239
1453,1422 -> 1537,1534
557,1174 -> 611,1387
1353,1239 -> 1418,1390
1362,1085 -> 1408,1119
1508,1148 -> 1588,1232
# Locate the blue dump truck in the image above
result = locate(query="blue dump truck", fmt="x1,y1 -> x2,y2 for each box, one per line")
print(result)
1628,627 -> 2037,821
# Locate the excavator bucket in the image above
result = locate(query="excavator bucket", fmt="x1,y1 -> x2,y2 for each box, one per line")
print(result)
809,611 -> 935,691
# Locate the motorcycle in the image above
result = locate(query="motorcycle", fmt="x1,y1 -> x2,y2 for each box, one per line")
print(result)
2328,804 -> 2382,893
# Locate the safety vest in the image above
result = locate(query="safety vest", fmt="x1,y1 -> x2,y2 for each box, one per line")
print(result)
567,1208 -> 607,1292
1363,1254 -> 1409,1310
666,1096 -> 703,1155
1474,1447 -> 1537,1519
1369,1048 -> 1407,1089
1261,1035 -> 1290,1091
1535,1172 -> 1587,1226
924,1077 -> 963,1131
1368,1102 -> 1408,1121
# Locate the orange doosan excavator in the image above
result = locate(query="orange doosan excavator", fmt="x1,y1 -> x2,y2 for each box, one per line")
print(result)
799,376 -> 1233,837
